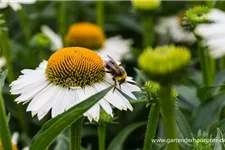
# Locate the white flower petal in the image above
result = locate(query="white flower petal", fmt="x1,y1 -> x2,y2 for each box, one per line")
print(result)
195,9 -> 225,58
18,0 -> 36,4
0,3 -> 8,9
11,132 -> 19,145
51,87 -> 68,117
98,36 -> 132,61
27,84 -> 57,111
9,2 -> 21,11
207,9 -> 225,23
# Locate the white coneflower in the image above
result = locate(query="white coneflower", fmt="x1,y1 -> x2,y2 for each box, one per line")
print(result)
42,22 -> 132,62
0,0 -> 36,11
10,47 -> 140,122
155,16 -> 196,44
195,9 -> 225,58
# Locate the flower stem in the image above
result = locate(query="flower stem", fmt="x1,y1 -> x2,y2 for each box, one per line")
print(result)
98,125 -> 106,150
96,1 -> 104,29
0,87 -> 12,150
0,27 -> 28,134
56,1 -> 67,44
143,102 -> 160,150
209,57 -> 216,82
221,56 -> 225,71
141,14 -> 154,48
206,1 -> 217,8
196,37 -> 211,86
159,85 -> 179,150
70,117 -> 84,150
17,9 -> 31,45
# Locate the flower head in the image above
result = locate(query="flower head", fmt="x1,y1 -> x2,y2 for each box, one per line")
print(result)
10,47 -> 140,122
65,22 -> 105,50
195,9 -> 225,58
0,0 -> 36,11
138,45 -> 191,84
182,6 -> 210,31
132,0 -> 161,11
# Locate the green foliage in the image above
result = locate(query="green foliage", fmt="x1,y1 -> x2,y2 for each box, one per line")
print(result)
30,86 -> 112,150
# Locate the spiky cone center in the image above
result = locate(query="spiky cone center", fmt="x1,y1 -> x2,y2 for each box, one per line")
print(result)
65,22 -> 105,50
45,47 -> 106,88
139,45 -> 191,84
0,141 -> 18,150
132,0 -> 161,11
182,6 -> 210,31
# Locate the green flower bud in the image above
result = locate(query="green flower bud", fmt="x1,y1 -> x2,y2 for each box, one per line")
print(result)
145,80 -> 178,101
132,0 -> 161,11
94,109 -> 115,126
192,130 -> 213,150
182,6 -> 210,31
139,45 -> 191,84
31,33 -> 51,48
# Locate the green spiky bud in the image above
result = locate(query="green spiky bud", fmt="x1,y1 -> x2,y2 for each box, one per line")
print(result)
132,0 -> 161,11
94,109 -> 115,126
192,130 -> 213,150
139,45 -> 191,85
182,6 -> 210,31
31,33 -> 51,48
145,80 -> 178,101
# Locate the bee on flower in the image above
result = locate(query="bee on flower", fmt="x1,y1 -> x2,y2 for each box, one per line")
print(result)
10,47 -> 140,122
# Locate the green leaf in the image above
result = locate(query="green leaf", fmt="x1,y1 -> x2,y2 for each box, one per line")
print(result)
213,128 -> 225,150
0,70 -> 12,150
175,85 -> 200,111
134,68 -> 148,85
175,109 -> 193,139
54,134 -> 69,150
107,122 -> 146,150
210,118 -> 225,135
192,93 -> 225,132
30,86 -> 113,150
0,70 -> 8,88
197,84 -> 225,101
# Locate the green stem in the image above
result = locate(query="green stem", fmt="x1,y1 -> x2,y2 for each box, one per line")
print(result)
220,56 -> 225,71
17,9 -> 31,45
196,37 -> 210,86
96,1 -> 104,29
0,26 -> 28,134
39,49 -> 46,61
70,118 -> 83,150
205,0 -> 213,8
98,125 -> 106,150
0,87 -> 12,150
159,85 -> 179,150
56,1 -> 67,45
141,14 -> 154,48
209,56 -> 216,83
143,102 -> 160,150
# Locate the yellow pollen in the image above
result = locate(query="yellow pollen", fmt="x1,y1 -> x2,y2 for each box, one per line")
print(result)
65,22 -> 105,50
46,47 -> 106,88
